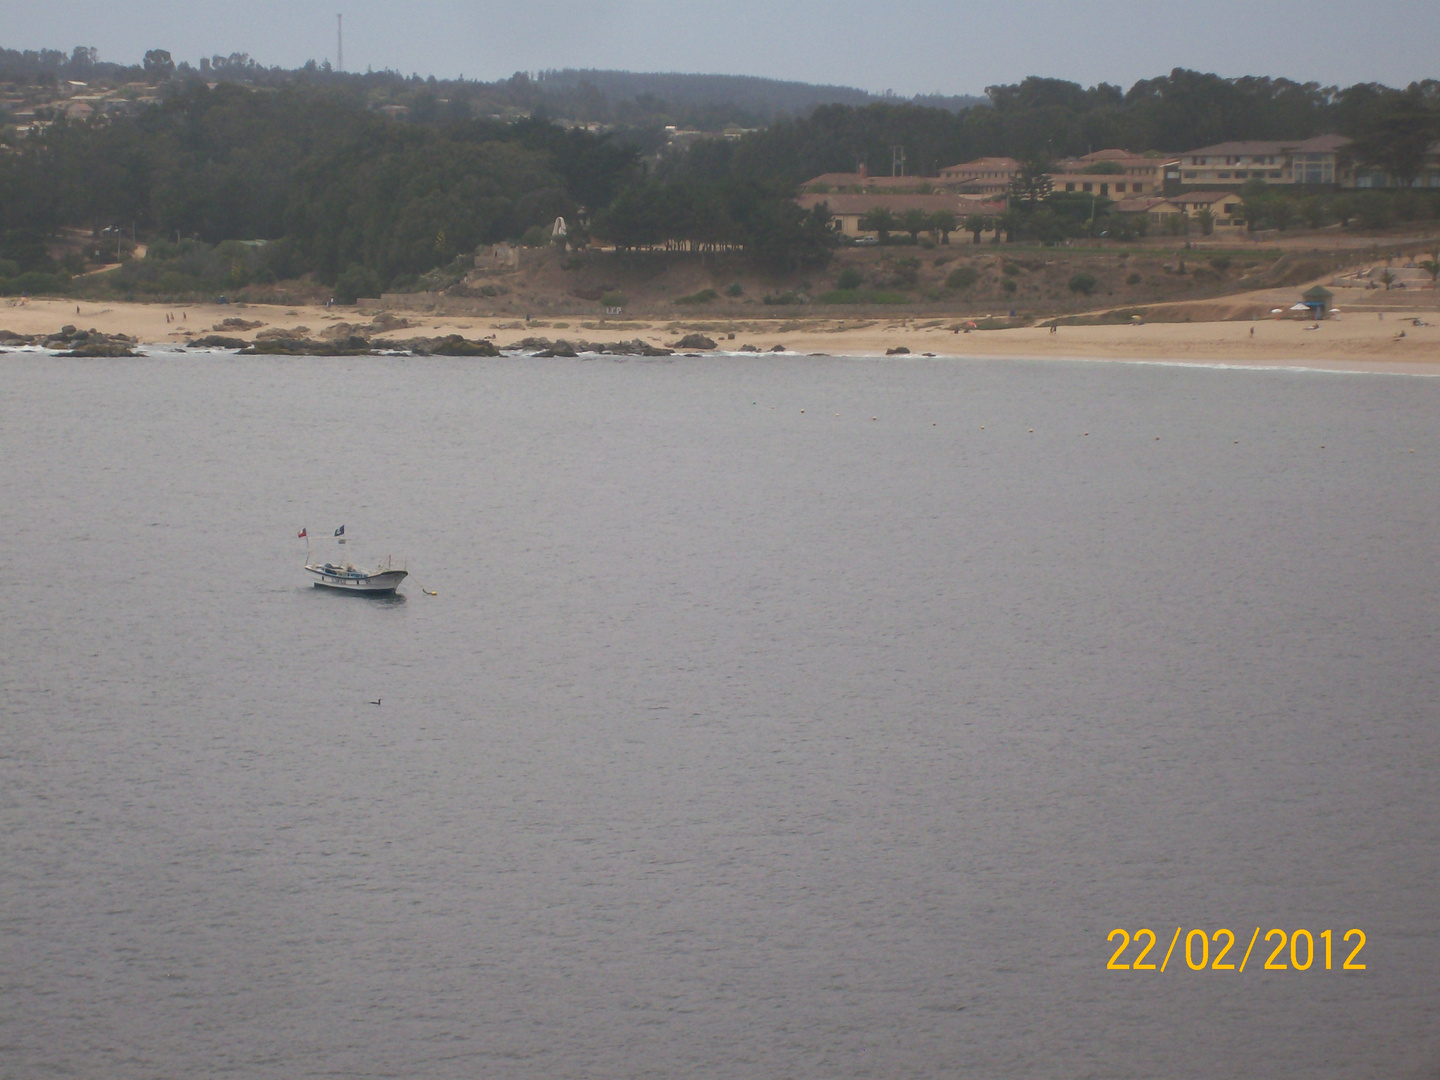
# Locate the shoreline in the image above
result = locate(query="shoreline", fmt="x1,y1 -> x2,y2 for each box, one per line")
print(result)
4,297 -> 1438,376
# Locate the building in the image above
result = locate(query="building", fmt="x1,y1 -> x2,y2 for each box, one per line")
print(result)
800,169 -> 968,194
938,149 -> 1170,199
1171,191 -> 1247,229
1173,135 -> 1350,187
936,157 -> 1021,196
1049,149 -> 1171,197
1111,196 -> 1184,229
795,192 -> 1001,238
1301,286 -> 1334,319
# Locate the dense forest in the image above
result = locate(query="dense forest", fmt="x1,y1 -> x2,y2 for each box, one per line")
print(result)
1,50 -> 1437,300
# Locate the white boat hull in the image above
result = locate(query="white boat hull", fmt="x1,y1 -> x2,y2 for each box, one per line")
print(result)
305,565 -> 408,593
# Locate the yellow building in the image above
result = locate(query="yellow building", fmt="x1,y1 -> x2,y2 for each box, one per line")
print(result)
936,157 -> 1021,196
1175,135 -> 1350,187
795,193 -> 1002,237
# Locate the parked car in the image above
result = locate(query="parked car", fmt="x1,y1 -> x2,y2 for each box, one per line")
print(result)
854,235 -> 879,246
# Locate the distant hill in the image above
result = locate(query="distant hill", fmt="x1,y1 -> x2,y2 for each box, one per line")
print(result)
532,69 -> 987,120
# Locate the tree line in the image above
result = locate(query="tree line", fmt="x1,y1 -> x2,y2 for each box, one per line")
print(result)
659,73 -> 1440,188
1,63 -> 1436,298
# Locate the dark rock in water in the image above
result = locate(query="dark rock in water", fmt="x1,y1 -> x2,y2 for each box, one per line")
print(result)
885,346 -> 911,355
239,335 -> 372,356
0,329 -> 32,344
592,338 -> 671,356
48,328 -> 141,356
671,333 -> 717,350
214,317 -> 264,331
426,335 -> 501,356
58,339 -> 142,357
738,344 -> 760,352
770,344 -> 787,352
191,335 -> 249,350
388,334 -> 499,356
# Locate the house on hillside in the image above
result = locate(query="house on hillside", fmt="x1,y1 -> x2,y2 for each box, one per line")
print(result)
1172,191 -> 1246,229
937,157 -> 1021,196
1048,149 -> 1172,197
1111,196 -> 1184,229
795,192 -> 1002,238
938,149 -> 1172,200
800,169 -> 965,195
1174,135 -> 1350,188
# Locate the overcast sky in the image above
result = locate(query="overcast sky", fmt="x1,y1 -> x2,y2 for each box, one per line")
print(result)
9,0 -> 1438,96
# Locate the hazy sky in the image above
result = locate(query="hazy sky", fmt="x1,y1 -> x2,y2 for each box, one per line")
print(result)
9,0 -> 1438,95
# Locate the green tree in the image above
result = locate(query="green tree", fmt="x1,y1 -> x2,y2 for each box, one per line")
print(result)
1194,208 -> 1214,236
1067,272 -> 1097,295
900,207 -> 930,242
858,207 -> 897,244
927,209 -> 958,244
963,213 -> 991,244
995,208 -> 1023,243
1348,87 -> 1440,188
142,49 -> 175,80
1008,159 -> 1054,210
1300,196 -> 1329,229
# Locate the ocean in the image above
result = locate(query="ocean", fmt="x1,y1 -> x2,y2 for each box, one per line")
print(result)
2,351 -> 1437,1078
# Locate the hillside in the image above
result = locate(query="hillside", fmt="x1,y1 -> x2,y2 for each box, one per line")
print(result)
366,231 -> 1435,323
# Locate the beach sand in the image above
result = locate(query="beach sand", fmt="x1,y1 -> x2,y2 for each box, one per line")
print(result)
3,297 -> 1438,375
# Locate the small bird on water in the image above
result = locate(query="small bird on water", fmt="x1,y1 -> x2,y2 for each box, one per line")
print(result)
368,698 -> 381,705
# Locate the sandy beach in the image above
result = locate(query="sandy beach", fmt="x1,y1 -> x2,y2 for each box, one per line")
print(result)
3,296 -> 1438,375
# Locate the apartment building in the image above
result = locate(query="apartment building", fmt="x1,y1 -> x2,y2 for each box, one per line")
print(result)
1172,135 -> 1350,187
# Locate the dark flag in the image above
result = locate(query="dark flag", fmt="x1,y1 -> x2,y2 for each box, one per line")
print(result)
334,525 -> 345,537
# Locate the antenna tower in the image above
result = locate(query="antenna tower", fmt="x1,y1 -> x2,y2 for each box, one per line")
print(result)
337,14 -> 343,72
891,145 -> 906,177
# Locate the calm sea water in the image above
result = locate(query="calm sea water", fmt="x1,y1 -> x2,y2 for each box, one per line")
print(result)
1,351 -> 1437,1079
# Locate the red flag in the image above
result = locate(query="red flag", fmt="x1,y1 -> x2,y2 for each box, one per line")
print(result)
298,527 -> 307,539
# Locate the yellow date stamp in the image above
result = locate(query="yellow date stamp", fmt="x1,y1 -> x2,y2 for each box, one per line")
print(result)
1107,927 -> 1367,972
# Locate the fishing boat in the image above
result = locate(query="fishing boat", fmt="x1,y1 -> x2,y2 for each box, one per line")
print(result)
300,525 -> 408,594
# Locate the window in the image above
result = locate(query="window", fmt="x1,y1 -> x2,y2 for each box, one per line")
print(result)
1065,182 -> 1075,191
1218,172 -> 1231,179
1184,171 -> 1197,179
1269,171 -> 1281,179
1133,183 -> 1144,192
1234,171 -> 1247,179
1115,182 -> 1125,193
1082,182 -> 1092,192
